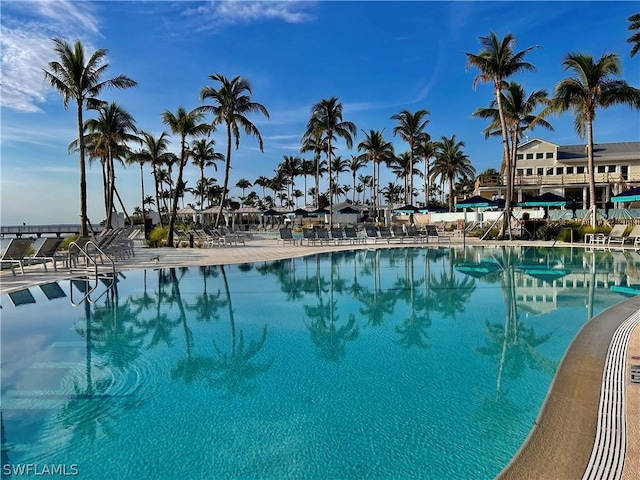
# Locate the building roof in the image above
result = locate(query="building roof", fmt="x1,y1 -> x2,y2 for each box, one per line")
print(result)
557,142 -> 640,161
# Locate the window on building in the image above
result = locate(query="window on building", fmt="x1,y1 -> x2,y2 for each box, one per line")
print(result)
597,165 -> 606,173
608,165 -> 616,173
556,167 -> 564,175
537,168 -> 544,176
577,166 -> 585,174
566,166 -> 574,174
516,169 -> 523,176
517,153 -> 524,160
526,168 -> 533,176
546,152 -> 554,159
536,153 -> 544,159
526,153 -> 534,159
546,168 -> 554,175
622,165 -> 629,179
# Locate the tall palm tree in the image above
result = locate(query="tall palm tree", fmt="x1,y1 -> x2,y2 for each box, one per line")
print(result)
330,155 -> 349,205
43,38 -> 137,236
432,135 -> 476,211
465,32 -> 537,237
349,155 -> 367,203
235,178 -> 252,202
391,109 -> 430,204
200,74 -> 270,227
300,129 -> 329,208
305,97 -> 356,224
546,53 -> 640,225
301,159 -> 316,207
126,149 -> 149,218
161,107 -> 209,247
82,102 -> 138,229
628,13 -> 640,58
279,156 -> 303,206
191,138 -> 224,208
253,175 -> 270,202
473,82 -> 552,208
414,134 -> 435,205
357,129 -> 394,221
137,131 -> 172,226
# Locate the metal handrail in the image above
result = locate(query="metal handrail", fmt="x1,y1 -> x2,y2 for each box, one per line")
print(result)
68,240 -> 116,306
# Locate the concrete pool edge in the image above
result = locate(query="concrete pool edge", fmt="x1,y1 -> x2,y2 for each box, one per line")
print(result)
497,295 -> 640,480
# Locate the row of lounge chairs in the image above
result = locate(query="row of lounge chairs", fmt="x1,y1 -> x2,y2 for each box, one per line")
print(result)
589,224 -> 640,247
0,227 -> 138,276
174,227 -> 248,248
278,225 -> 452,247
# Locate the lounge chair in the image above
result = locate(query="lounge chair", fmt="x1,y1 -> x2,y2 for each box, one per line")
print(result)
316,227 -> 333,245
425,225 -> 451,243
391,225 -> 408,243
344,226 -> 365,244
605,224 -> 629,246
330,227 -> 347,244
362,225 -> 380,244
302,228 -> 318,246
377,226 -> 403,244
279,228 -> 299,246
23,237 -> 64,272
0,238 -> 34,276
405,225 -> 426,243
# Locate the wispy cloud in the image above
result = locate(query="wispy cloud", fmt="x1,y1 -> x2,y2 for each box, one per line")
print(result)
0,1 -> 100,112
182,0 -> 316,30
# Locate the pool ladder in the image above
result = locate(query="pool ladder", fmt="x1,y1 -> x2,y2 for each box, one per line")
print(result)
68,240 -> 116,306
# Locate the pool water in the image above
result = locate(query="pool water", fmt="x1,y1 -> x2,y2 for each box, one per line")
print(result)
1,245 -> 637,479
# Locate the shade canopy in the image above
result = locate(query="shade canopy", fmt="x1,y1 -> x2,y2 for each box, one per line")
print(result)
292,208 -> 310,217
309,207 -> 330,216
423,203 -> 446,213
261,208 -> 283,217
612,186 -> 640,203
610,284 -> 640,297
393,204 -> 421,214
177,205 -> 200,215
455,196 -> 500,209
523,268 -> 570,283
519,192 -> 568,207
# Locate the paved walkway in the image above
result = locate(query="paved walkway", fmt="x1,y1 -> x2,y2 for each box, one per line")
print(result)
1,235 -> 638,479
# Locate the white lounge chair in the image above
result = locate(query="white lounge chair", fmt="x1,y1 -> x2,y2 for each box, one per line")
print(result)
23,237 -> 64,271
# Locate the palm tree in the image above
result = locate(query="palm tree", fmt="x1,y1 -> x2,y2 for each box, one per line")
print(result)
473,82 -> 552,211
43,38 -> 137,236
300,159 -> 316,207
330,155 -> 349,205
137,131 -> 172,226
126,149 -> 148,218
235,178 -> 252,202
191,138 -> 224,209
253,175 -> 270,202
465,32 -> 537,237
279,156 -> 303,206
391,109 -> 430,204
546,53 -> 640,225
432,135 -> 476,211
300,129 -> 329,208
357,130 -> 394,221
349,155 -> 367,203
161,107 -> 209,247
305,97 -> 356,225
200,74 -> 270,227
414,134 -> 435,205
628,13 -> 640,57
82,102 -> 138,229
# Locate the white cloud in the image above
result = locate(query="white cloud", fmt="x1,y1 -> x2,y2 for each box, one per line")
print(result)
0,1 -> 100,113
183,1 -> 316,29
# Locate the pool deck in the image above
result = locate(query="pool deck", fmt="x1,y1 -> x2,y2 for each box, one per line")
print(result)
1,235 -> 639,479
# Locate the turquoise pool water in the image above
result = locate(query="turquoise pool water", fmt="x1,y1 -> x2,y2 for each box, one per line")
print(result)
1,245 -> 637,479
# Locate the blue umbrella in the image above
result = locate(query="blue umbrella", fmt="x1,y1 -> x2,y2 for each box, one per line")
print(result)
393,204 -> 421,214
612,186 -> 640,203
519,192 -> 568,207
455,195 -> 500,209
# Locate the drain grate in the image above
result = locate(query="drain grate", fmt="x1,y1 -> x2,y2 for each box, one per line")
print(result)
632,365 -> 640,385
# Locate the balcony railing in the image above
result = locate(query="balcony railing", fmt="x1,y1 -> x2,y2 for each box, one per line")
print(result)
476,173 -> 638,188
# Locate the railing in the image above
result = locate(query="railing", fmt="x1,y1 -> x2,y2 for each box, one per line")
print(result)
0,224 -> 101,237
68,240 -> 115,306
477,173 -> 640,188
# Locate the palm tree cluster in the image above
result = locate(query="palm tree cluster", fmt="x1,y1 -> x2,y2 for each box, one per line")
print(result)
44,14 -> 639,243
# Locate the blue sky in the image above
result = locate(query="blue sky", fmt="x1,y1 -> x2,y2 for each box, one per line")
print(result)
2,0 -> 639,225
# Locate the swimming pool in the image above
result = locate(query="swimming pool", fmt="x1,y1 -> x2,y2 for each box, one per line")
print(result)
1,245 -> 637,479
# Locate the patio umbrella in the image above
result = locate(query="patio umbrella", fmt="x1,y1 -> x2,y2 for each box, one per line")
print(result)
337,206 -> 360,214
292,208 -> 310,217
522,267 -> 570,283
454,195 -> 499,209
612,186 -> 640,203
422,203 -> 446,213
519,192 -> 568,207
610,284 -> 640,297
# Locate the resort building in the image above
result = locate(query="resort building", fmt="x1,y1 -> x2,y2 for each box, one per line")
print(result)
476,139 -> 640,209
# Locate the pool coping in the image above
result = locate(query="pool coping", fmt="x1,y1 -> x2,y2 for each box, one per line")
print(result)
1,238 -> 639,478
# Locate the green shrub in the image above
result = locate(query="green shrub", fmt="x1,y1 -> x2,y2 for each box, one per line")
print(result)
537,223 -> 563,241
147,225 -> 168,247
59,234 -> 79,251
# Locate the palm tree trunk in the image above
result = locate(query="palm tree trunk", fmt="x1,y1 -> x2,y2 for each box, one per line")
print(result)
315,154 -> 320,208
140,162 -> 146,217
168,141 -> 187,247
495,85 -> 513,239
77,102 -> 88,237
587,120 -> 597,226
216,125 -> 233,228
152,163 -> 163,227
